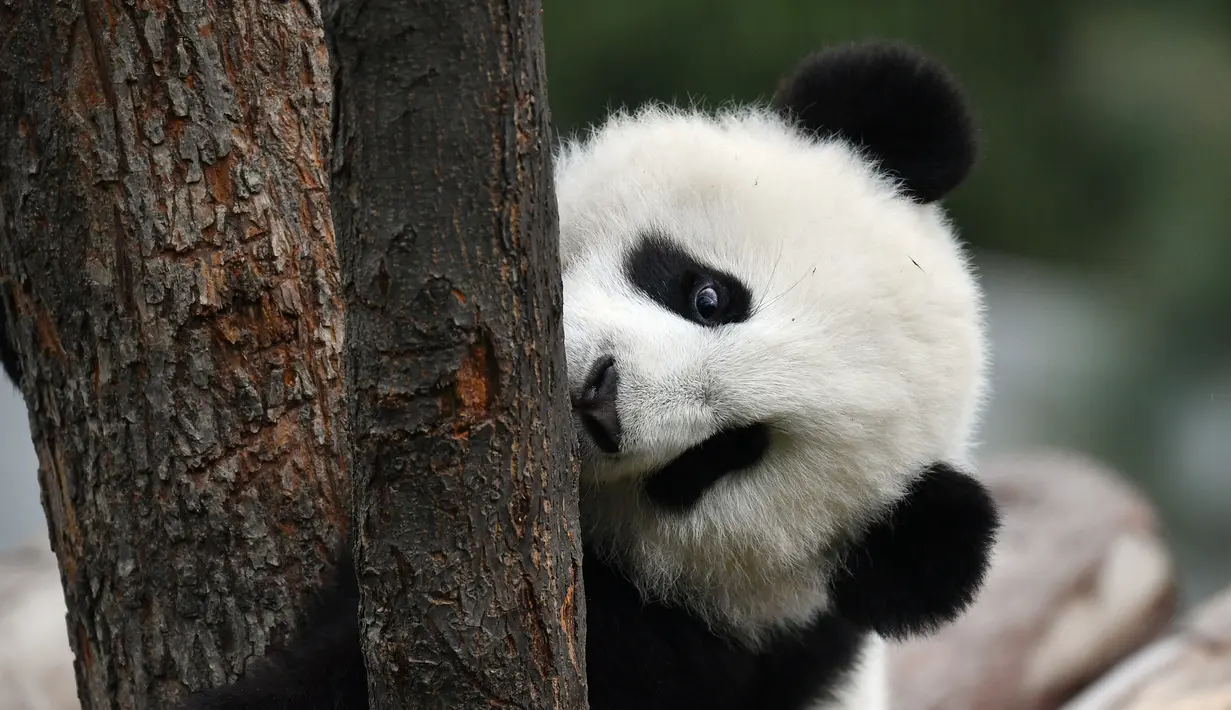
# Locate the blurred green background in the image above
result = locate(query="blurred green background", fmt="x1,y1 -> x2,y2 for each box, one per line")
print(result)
541,0 -> 1231,604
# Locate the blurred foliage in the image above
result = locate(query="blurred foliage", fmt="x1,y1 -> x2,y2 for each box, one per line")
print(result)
541,0 -> 1231,600
543,0 -> 1231,268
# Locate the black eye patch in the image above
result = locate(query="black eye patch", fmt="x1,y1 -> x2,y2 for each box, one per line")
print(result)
624,232 -> 753,327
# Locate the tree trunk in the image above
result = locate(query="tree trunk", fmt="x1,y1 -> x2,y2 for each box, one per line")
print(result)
0,2 -> 348,708
324,1 -> 587,709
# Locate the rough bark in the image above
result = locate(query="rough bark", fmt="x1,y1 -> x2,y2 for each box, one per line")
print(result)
0,2 -> 348,708
324,1 -> 586,709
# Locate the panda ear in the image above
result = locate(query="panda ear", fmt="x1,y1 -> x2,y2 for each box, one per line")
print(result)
772,41 -> 978,204
828,462 -> 1000,640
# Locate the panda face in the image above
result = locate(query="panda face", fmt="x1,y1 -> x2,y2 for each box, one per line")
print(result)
553,44 -> 993,638
562,228 -> 760,484
558,105 -> 985,486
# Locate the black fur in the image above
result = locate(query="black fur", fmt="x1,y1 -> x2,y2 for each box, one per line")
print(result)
0,299 -> 21,387
643,423 -> 770,511
583,547 -> 863,710
625,232 -> 754,327
180,549 -> 367,709
181,541 -> 865,710
773,41 -> 978,204
829,462 -> 1001,640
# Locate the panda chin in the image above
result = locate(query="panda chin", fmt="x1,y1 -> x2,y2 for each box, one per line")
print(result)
642,423 -> 771,512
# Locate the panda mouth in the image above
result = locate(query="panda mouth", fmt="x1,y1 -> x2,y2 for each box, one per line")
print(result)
642,423 -> 771,512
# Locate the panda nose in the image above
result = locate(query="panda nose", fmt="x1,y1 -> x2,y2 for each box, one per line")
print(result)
573,355 -> 621,454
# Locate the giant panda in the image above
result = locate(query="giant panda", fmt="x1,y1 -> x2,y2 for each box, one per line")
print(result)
0,41 -> 999,710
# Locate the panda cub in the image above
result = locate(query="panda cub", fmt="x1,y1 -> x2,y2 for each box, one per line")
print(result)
0,41 -> 999,710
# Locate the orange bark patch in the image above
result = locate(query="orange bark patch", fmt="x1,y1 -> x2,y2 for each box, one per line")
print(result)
445,337 -> 498,439
455,342 -> 490,420
204,153 -> 232,204
76,624 -> 94,668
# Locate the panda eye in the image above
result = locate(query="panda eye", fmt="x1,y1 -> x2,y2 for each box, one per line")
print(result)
691,282 -> 723,322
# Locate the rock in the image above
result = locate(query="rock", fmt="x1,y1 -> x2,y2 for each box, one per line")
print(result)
889,450 -> 1177,710
0,537 -> 78,710
1061,586 -> 1231,710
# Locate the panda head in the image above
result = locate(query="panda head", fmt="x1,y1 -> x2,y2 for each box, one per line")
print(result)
555,42 -> 998,642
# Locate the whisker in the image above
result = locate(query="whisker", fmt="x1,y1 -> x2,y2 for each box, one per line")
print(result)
753,262 -> 817,316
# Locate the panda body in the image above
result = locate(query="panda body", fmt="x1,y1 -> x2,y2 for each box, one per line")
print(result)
0,42 -> 999,710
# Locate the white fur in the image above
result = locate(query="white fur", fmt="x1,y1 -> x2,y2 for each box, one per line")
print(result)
817,637 -> 887,710
555,104 -> 987,704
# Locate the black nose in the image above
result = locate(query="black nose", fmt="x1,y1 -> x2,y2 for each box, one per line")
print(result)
573,355 -> 621,454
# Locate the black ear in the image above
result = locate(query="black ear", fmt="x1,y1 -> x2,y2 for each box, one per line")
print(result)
773,41 -> 978,204
828,462 -> 999,640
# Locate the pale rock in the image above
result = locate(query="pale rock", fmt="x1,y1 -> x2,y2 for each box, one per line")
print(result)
0,538 -> 77,710
1061,585 -> 1231,710
889,450 -> 1177,710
